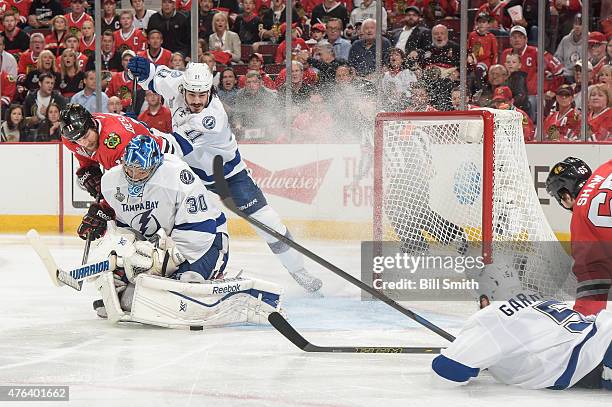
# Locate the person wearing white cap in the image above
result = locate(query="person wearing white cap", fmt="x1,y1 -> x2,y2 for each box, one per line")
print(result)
501,24 -> 538,118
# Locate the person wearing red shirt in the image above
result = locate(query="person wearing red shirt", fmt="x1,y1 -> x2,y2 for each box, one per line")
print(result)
586,83 -> 612,141
478,0 -> 511,32
0,71 -> 17,109
64,0 -> 93,38
468,13 -> 498,70
137,30 -> 172,67
238,53 -> 275,89
275,22 -> 308,64
491,85 -> 535,141
56,34 -> 87,71
589,32 -> 608,79
501,25 -> 540,117
137,90 -> 172,134
546,157 -> 612,316
45,15 -> 68,57
79,19 -> 96,60
8,0 -> 32,25
106,50 -> 139,112
543,85 -> 581,141
17,33 -> 45,80
113,10 -> 147,53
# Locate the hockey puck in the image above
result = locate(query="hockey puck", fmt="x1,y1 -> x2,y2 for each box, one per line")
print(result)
92,299 -> 104,310
190,326 -> 204,331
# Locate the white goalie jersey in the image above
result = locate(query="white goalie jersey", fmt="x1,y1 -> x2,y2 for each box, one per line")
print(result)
101,154 -> 228,265
139,63 -> 246,184
432,292 -> 612,389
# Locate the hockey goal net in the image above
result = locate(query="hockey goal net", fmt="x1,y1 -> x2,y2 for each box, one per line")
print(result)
373,109 -> 575,299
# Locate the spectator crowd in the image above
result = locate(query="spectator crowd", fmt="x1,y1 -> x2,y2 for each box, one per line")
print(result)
0,0 -> 610,143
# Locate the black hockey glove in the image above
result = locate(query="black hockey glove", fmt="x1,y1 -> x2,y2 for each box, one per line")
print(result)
76,166 -> 103,199
77,203 -> 115,240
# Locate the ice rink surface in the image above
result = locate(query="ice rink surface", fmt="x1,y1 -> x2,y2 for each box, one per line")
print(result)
0,234 -> 609,407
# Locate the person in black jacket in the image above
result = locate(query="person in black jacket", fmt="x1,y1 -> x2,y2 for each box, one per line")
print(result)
23,72 -> 67,132
146,0 -> 191,57
389,7 -> 431,69
85,30 -> 122,72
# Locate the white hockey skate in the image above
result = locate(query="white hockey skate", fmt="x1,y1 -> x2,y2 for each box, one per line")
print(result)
289,268 -> 322,293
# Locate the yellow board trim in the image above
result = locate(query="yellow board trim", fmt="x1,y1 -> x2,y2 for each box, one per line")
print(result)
0,214 -> 573,242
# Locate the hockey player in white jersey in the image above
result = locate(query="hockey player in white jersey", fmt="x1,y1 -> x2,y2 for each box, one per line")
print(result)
91,135 -> 283,328
432,292 -> 612,390
126,56 -> 322,293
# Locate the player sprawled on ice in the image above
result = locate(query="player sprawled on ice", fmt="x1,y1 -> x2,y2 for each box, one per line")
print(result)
546,157 -> 612,316
432,291 -> 612,390
126,56 -> 322,293
86,135 -> 282,328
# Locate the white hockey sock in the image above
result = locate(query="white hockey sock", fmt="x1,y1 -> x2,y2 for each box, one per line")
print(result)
250,205 -> 304,273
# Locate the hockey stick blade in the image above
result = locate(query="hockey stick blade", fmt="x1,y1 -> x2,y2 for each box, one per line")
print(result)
27,229 -> 117,291
212,156 -> 455,342
268,312 -> 442,354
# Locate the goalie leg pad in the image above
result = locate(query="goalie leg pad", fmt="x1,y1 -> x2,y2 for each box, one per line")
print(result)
95,272 -> 128,323
128,274 -> 283,329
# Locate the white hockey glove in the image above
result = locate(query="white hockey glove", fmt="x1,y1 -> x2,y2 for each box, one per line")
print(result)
123,232 -> 185,282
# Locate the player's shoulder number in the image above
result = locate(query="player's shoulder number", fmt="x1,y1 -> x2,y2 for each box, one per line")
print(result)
585,173 -> 612,228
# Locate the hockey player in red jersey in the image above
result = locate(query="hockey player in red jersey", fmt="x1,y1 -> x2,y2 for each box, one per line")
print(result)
546,157 -> 612,316
59,104 -> 174,240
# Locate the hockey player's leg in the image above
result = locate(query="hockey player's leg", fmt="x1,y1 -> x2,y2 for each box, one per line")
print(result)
221,170 -> 322,292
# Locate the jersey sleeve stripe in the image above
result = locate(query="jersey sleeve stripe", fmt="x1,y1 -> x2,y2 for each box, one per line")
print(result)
190,150 -> 242,183
172,132 -> 194,155
549,324 -> 599,390
431,355 -> 480,383
173,219 -> 217,234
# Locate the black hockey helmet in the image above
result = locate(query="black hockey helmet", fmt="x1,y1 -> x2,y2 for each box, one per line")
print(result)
59,103 -> 96,141
546,157 -> 592,208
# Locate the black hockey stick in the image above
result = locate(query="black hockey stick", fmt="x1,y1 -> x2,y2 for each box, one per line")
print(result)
212,155 -> 456,342
81,194 -> 102,266
268,312 -> 443,354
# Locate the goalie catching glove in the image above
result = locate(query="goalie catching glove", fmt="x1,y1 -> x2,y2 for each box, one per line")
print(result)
124,233 -> 185,282
77,202 -> 115,240
76,166 -> 103,199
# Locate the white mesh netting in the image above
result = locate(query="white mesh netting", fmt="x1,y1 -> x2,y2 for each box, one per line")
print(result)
374,108 -> 575,300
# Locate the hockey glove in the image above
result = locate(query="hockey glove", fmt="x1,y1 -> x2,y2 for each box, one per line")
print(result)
126,56 -> 151,82
76,166 -> 102,199
77,203 -> 115,241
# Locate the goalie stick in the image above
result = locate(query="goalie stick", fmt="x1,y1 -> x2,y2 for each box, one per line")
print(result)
268,312 -> 443,354
212,155 -> 456,342
27,229 -> 117,291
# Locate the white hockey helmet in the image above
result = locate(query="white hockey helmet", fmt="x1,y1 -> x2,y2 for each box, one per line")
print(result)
182,62 -> 213,93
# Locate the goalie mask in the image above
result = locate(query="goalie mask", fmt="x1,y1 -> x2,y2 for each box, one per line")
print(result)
123,135 -> 163,197
60,103 -> 96,141
181,62 -> 213,113
546,157 -> 592,210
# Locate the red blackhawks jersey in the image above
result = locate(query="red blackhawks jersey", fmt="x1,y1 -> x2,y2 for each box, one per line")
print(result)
137,48 -> 172,67
55,52 -> 87,71
587,108 -> 612,141
478,1 -> 511,30
468,31 -> 498,68
501,45 -> 538,95
569,159 -> 612,315
106,71 -> 135,110
79,36 -> 96,58
114,28 -> 147,53
543,108 -> 581,141
0,71 -> 17,106
17,50 -> 38,77
64,12 -> 93,37
62,113 -> 167,171
7,0 -> 31,23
